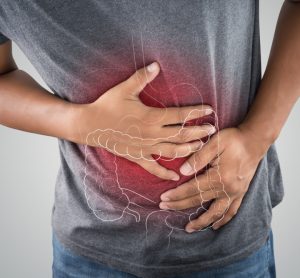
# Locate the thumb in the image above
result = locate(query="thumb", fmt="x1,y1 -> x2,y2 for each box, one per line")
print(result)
123,62 -> 160,97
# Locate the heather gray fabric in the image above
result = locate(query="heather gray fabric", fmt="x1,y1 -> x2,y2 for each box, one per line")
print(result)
0,1 -> 284,278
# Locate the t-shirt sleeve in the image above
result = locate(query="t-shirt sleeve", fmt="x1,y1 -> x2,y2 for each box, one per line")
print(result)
0,32 -> 9,44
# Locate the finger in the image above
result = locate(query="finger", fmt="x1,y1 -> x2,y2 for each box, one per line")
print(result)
113,140 -> 201,161
160,168 -> 222,201
113,139 -> 203,160
151,140 -> 203,159
134,156 -> 180,181
107,140 -> 145,159
121,62 -> 160,97
90,128 -> 158,150
95,135 -> 158,165
180,135 -> 221,176
86,128 -> 140,148
91,131 -> 202,163
159,190 -> 217,211
150,105 -> 214,126
212,198 -> 242,230
93,131 -> 142,155
185,198 -> 229,233
158,125 -> 216,144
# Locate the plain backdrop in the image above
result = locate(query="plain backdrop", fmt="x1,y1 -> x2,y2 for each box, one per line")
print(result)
0,1 -> 299,277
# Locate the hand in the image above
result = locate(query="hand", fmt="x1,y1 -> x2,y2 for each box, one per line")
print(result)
70,62 -> 215,181
159,127 -> 268,232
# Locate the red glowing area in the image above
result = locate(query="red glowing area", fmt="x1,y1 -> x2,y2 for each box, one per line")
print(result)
83,56 -> 219,229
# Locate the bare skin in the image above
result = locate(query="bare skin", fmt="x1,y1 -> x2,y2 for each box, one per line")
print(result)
159,0 -> 300,232
0,46 -> 215,181
1,0 -> 299,233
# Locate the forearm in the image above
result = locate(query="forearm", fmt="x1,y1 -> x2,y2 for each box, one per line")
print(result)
239,1 -> 300,156
0,69 -> 78,141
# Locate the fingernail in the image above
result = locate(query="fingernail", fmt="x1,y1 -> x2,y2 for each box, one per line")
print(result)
147,62 -> 158,72
194,141 -> 203,149
185,227 -> 196,233
159,202 -> 169,210
171,174 -> 180,181
206,126 -> 216,135
160,194 -> 170,201
205,108 -> 213,115
180,162 -> 194,176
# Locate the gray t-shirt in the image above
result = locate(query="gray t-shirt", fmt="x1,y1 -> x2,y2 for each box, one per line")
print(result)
0,1 -> 284,277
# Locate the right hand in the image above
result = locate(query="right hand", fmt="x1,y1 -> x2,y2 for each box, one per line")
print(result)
71,62 -> 216,181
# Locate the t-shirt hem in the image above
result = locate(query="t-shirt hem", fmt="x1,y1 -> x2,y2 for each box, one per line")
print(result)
53,227 -> 270,278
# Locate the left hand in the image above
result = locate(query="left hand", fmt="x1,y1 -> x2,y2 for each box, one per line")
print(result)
159,127 -> 268,233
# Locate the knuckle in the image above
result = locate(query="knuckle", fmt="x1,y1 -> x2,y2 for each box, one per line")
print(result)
231,209 -> 238,216
221,172 -> 232,185
175,144 -> 188,156
194,155 -> 204,170
166,146 -> 176,158
132,71 -> 144,88
135,68 -> 145,80
187,181 -> 199,196
191,195 -> 202,207
218,209 -> 225,218
170,193 -> 180,201
126,75 -> 136,88
225,215 -> 232,222
226,183 -> 239,195
220,216 -> 230,224
212,212 -> 222,221
177,109 -> 185,123
207,168 -> 218,178
178,128 -> 190,142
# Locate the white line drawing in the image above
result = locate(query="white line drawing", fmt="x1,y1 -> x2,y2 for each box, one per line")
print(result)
83,30 -> 230,249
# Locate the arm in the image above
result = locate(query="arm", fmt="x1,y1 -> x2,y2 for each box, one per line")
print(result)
238,0 -> 300,151
159,0 -> 300,232
0,41 -> 215,181
0,41 -> 76,141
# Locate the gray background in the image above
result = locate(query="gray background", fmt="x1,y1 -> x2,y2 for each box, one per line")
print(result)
0,0 -> 299,277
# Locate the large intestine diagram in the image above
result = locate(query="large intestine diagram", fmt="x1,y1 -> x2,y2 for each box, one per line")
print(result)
83,34 -> 230,248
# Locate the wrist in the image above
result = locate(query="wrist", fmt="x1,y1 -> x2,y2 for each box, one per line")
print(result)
63,102 -> 87,144
66,100 -> 109,145
237,121 -> 276,160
